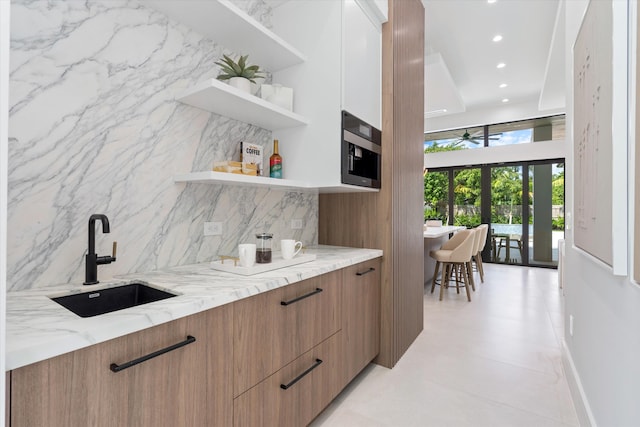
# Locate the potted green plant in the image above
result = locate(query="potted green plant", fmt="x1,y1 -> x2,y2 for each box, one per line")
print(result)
215,54 -> 264,94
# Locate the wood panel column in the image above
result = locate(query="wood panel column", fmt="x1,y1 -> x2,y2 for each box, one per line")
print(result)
319,0 -> 425,368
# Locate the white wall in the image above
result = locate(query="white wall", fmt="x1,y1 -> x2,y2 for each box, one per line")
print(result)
424,139 -> 565,169
0,1 -> 8,423
563,1 -> 640,426
424,99 -> 564,133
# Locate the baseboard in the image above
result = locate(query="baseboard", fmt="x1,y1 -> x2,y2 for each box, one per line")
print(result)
562,340 -> 598,427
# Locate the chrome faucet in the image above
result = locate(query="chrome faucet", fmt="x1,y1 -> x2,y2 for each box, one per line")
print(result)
84,214 -> 117,285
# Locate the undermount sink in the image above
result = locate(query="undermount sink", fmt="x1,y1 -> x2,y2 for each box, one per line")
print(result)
50,283 -> 177,318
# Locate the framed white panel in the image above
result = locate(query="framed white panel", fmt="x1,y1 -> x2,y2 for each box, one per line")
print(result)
611,0 -> 629,275
573,0 -> 618,270
631,0 -> 640,284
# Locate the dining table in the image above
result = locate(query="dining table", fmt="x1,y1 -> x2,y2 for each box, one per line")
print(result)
423,225 -> 466,284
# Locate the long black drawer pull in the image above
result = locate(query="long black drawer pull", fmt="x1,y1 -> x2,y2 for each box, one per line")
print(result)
110,335 -> 196,373
280,359 -> 323,390
281,288 -> 323,306
356,267 -> 376,276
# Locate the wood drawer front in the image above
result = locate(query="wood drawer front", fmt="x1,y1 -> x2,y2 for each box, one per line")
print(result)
234,331 -> 342,427
10,306 -> 233,427
234,270 -> 341,396
343,258 -> 381,384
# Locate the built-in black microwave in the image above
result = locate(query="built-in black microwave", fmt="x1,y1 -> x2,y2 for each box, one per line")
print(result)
341,110 -> 382,189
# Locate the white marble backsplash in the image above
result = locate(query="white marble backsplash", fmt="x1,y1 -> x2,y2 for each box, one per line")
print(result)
7,0 -> 318,291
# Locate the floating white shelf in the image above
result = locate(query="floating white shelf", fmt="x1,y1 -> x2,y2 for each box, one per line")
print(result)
178,79 -> 309,130
174,171 -> 317,191
141,0 -> 306,71
174,171 -> 380,193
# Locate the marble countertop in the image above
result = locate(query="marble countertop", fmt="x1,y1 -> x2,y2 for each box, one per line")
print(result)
423,226 -> 466,239
6,245 -> 382,371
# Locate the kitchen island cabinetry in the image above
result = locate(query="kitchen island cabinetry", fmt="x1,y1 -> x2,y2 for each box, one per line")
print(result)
9,305 -> 233,427
342,258 -> 381,384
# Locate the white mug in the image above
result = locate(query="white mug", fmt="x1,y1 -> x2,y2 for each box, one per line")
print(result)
281,239 -> 303,260
238,243 -> 256,267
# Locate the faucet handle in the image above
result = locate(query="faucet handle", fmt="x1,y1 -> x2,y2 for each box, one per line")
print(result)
112,241 -> 118,258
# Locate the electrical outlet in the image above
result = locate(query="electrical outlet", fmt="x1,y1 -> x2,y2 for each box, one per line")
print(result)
291,219 -> 303,230
569,314 -> 574,336
204,222 -> 223,236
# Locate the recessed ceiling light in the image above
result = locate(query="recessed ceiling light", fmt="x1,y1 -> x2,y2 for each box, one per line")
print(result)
502,98 -> 509,103
488,0 -> 497,3
497,62 -> 506,69
492,35 -> 503,42
499,83 -> 508,88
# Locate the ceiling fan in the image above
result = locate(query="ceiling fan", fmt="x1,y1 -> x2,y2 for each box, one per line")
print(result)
455,129 -> 501,145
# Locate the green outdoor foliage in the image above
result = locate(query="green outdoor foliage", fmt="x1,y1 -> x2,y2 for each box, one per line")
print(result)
215,54 -> 263,83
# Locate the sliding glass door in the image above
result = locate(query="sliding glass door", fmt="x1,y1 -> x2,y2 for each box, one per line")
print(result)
490,166 -> 524,264
424,159 -> 564,268
528,161 -> 565,267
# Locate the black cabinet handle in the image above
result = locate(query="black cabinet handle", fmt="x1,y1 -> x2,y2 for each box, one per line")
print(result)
280,359 -> 323,390
281,288 -> 323,306
356,267 -> 376,276
110,335 -> 196,372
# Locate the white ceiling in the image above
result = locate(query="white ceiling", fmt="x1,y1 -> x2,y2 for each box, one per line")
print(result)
423,0 -> 565,131
266,0 -> 566,132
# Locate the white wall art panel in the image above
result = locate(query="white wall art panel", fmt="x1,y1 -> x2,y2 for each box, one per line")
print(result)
573,0 -> 614,267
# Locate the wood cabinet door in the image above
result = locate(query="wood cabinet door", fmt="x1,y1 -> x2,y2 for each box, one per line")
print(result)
305,331 -> 343,425
234,271 -> 341,397
342,258 -> 381,384
234,331 -> 342,427
10,305 -> 233,427
284,270 -> 341,366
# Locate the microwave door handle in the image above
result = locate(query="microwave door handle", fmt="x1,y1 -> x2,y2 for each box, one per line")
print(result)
343,130 -> 382,155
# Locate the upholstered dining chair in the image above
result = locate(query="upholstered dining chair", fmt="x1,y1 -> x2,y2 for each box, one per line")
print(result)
473,224 -> 489,283
429,228 -> 476,301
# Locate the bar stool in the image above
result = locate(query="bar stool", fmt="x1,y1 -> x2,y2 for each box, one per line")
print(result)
473,224 -> 489,283
429,229 -> 476,301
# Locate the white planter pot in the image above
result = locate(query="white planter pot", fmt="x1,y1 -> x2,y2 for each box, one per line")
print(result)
228,77 -> 251,94
250,77 -> 264,96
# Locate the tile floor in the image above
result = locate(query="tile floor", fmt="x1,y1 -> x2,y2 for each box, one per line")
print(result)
311,263 -> 579,427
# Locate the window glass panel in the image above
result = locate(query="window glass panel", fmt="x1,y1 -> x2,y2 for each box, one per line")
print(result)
528,162 -> 565,267
423,170 -> 449,223
489,166 -> 524,264
488,115 -> 565,146
425,125 -> 484,151
453,168 -> 481,227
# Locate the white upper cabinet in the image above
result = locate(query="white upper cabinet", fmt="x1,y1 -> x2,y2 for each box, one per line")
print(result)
142,0 -> 306,71
342,0 -> 383,129
271,0 -> 383,192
